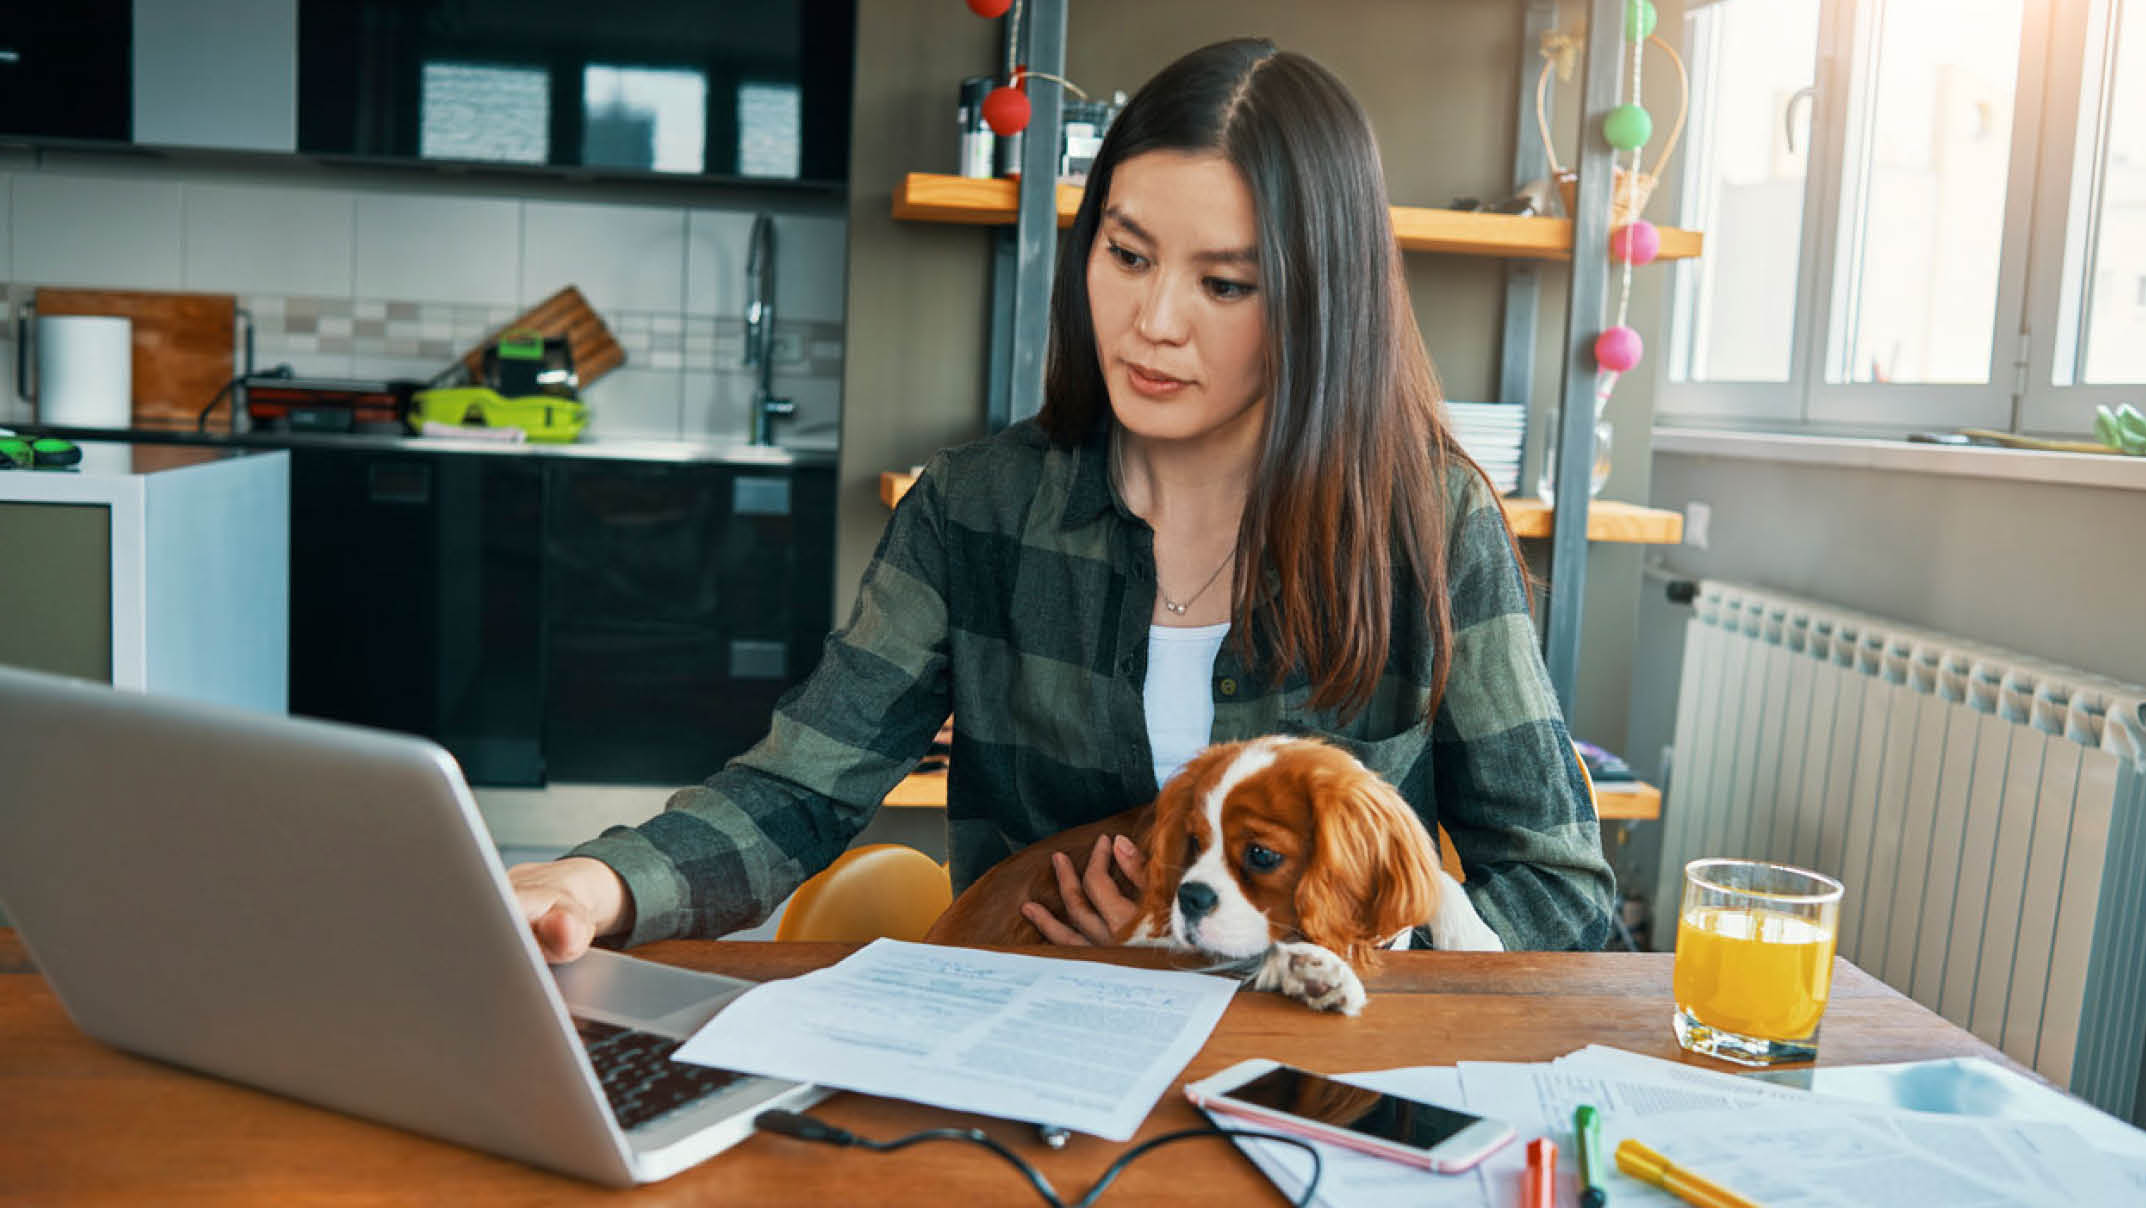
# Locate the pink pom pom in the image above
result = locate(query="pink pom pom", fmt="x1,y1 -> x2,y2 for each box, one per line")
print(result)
966,0 -> 1013,17
1610,220 -> 1660,265
983,85 -> 1031,136
1594,326 -> 1644,373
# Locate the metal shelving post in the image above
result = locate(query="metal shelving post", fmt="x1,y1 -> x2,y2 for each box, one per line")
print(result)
985,0 -> 1068,430
1541,0 -> 1630,712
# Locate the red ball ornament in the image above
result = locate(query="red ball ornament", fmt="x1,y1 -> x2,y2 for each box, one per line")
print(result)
1609,220 -> 1661,266
966,0 -> 1013,17
1594,326 -> 1644,373
983,85 -> 1030,136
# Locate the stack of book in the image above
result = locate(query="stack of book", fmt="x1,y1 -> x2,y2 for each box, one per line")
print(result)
1445,401 -> 1527,495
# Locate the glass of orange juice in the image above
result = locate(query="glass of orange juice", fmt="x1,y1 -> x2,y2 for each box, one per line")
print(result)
1671,858 -> 1844,1066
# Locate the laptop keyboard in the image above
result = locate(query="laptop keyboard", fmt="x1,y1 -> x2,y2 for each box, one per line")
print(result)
573,1017 -> 747,1131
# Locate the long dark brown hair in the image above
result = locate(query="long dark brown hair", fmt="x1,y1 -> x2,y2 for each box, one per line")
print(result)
1038,37 -> 1508,723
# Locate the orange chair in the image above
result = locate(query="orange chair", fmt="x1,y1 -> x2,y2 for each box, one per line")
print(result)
774,843 -> 952,943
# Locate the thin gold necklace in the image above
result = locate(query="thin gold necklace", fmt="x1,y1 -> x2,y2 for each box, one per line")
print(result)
1110,431 -> 1237,616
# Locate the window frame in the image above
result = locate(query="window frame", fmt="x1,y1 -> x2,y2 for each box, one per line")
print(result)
2018,0 -> 2145,433
1658,0 -> 2135,438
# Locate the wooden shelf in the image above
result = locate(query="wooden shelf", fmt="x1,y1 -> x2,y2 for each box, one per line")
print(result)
881,470 -> 1682,545
1594,780 -> 1661,822
888,764 -> 1656,824
892,172 -> 1703,262
1500,497 -> 1684,544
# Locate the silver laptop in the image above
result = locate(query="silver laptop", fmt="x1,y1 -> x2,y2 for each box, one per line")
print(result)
0,665 -> 825,1186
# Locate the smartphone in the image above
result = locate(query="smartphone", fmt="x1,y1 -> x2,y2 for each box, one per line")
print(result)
1184,1059 -> 1515,1173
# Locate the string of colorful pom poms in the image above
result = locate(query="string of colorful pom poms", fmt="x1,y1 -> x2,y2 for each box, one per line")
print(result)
1593,1 -> 1659,418
965,0 -> 1088,138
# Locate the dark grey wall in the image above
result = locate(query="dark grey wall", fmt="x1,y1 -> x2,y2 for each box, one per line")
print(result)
836,0 -> 1682,749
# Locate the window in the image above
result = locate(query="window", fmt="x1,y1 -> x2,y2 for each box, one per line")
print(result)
1668,0 -> 1821,388
583,66 -> 708,176
419,62 -> 548,165
1826,0 -> 2023,387
737,82 -> 802,179
1661,0 -> 2146,437
2051,0 -> 2146,388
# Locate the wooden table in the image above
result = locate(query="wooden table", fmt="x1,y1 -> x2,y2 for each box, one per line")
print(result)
0,930 -> 2019,1205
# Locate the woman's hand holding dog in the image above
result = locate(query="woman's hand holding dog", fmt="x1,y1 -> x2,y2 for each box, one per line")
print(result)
1022,834 -> 1147,945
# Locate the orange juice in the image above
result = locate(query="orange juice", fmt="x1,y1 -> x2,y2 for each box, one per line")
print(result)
1673,905 -> 1836,1040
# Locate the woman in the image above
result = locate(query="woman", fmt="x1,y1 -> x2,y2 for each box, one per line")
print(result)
511,38 -> 1615,961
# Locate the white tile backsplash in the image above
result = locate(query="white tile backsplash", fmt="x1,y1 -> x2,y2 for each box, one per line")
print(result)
184,184 -> 355,297
349,354 -> 458,385
769,372 -> 841,450
12,175 -> 184,289
682,369 -> 839,451
686,211 -> 848,322
258,350 -> 357,380
354,193 -> 521,306
686,210 -> 752,318
582,368 -> 684,438
775,215 -> 848,324
0,165 -> 844,444
681,369 -> 754,440
521,201 -> 687,313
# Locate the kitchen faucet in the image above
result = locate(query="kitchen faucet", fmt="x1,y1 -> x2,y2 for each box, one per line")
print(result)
744,213 -> 794,445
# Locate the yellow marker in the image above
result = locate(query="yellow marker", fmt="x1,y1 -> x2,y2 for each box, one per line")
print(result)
1614,1138 -> 1764,1208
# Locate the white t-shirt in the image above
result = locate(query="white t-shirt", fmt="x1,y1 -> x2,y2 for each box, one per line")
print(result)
1143,621 -> 1231,790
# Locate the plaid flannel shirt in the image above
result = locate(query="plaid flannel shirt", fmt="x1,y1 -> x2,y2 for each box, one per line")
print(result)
571,419 -> 1616,951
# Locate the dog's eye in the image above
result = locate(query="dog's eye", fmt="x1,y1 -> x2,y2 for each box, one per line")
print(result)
1244,844 -> 1283,872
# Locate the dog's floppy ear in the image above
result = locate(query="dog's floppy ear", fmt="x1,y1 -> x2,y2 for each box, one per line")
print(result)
1295,765 -> 1441,965
1133,744 -> 1230,929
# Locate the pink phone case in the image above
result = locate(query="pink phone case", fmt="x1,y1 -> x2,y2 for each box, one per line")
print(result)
1185,1084 -> 1512,1173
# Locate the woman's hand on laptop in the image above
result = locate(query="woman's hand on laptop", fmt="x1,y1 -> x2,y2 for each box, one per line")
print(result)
508,858 -> 632,962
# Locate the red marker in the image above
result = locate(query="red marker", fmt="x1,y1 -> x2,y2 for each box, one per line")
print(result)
1525,1136 -> 1557,1208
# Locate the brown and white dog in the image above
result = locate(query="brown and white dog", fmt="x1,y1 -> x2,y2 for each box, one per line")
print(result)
924,735 -> 1503,1013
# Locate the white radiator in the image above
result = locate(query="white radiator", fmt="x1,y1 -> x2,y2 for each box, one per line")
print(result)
1657,581 -> 2146,1118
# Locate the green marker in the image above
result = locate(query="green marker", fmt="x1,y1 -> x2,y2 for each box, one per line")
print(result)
1575,1104 -> 1608,1208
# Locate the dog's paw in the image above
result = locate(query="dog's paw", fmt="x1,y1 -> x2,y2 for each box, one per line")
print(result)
1429,909 -> 1505,952
1427,871 -> 1506,952
1251,941 -> 1367,1015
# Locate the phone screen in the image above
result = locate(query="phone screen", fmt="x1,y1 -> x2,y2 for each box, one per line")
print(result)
1221,1065 -> 1481,1151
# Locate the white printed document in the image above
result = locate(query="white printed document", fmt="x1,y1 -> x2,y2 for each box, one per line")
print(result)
672,938 -> 1239,1141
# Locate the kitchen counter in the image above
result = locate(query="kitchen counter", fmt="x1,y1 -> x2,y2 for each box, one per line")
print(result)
11,422 -> 839,469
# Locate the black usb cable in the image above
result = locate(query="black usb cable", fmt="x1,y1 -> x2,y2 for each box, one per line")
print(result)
754,1109 -> 1323,1208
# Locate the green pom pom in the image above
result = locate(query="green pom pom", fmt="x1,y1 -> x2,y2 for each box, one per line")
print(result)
1604,104 -> 1653,150
1627,0 -> 1658,41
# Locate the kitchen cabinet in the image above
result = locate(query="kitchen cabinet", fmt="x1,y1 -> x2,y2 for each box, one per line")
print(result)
543,458 -> 835,783
0,1 -> 132,143
132,0 -> 298,153
297,0 -> 854,185
288,443 -> 834,787
0,1 -> 297,153
289,448 -> 547,784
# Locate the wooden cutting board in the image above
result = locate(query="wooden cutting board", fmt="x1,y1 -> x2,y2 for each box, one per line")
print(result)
34,288 -> 237,429
455,285 -> 626,390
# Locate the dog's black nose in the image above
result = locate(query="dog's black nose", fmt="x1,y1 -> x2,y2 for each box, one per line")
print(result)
1177,881 -> 1218,920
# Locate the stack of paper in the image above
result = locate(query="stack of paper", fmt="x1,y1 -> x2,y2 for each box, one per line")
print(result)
1444,402 -> 1527,495
1224,1045 -> 2146,1208
673,939 -> 1238,1141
